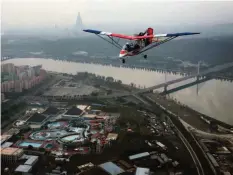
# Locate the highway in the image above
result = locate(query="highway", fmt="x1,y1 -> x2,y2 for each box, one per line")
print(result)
134,94 -> 205,175
167,116 -> 204,175
180,119 -> 233,142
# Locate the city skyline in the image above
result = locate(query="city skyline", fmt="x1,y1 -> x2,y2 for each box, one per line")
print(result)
2,0 -> 233,31
1,63 -> 47,93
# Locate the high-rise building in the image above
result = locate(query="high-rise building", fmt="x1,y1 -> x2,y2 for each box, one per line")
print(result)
1,93 -> 5,101
1,82 -> 10,92
73,12 -> 84,36
1,63 -> 15,73
1,147 -> 24,163
1,63 -> 46,92
75,12 -> 83,29
23,80 -> 30,90
33,65 -> 42,76
14,80 -> 23,92
39,69 -> 47,78
27,68 -> 35,78
19,72 -> 28,81
15,66 -> 27,76
8,81 -> 15,90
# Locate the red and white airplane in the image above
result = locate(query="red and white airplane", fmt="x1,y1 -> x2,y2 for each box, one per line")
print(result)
83,27 -> 200,63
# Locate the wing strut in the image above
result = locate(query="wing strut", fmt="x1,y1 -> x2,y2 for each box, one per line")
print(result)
107,36 -> 122,49
139,36 -> 177,54
95,34 -> 122,50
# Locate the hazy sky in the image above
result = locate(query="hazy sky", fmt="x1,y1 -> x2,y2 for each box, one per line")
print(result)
2,0 -> 233,30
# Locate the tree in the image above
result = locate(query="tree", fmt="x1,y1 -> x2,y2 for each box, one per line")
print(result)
107,90 -> 113,95
91,92 -> 98,96
117,80 -> 122,84
106,77 -> 114,82
28,145 -> 33,150
39,147 -> 46,152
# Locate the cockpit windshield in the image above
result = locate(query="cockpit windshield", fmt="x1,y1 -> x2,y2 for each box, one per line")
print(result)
122,45 -> 128,50
122,43 -> 134,52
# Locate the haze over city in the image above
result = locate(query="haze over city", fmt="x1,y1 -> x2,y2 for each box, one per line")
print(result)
2,0 -> 233,31
2,1 -> 233,175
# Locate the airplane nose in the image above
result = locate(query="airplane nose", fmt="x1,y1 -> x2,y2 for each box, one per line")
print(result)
119,50 -> 127,57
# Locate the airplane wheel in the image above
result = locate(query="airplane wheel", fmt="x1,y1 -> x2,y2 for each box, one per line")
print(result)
122,59 -> 126,64
144,55 -> 147,59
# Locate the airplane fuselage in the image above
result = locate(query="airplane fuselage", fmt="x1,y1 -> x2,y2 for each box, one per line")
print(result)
119,42 -> 144,57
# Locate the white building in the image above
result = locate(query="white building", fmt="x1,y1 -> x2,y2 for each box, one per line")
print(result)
1,147 -> 24,163
15,165 -> 32,175
135,167 -> 150,175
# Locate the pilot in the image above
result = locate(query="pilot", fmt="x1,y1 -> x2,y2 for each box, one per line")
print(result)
126,42 -> 139,51
125,43 -> 131,51
138,31 -> 147,36
137,30 -> 147,47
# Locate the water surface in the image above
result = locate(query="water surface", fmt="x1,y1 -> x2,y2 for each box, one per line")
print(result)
5,58 -> 233,125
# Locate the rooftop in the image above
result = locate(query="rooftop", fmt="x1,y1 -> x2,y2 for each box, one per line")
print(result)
27,112 -> 48,123
1,147 -> 24,156
106,133 -> 118,141
65,106 -> 83,116
3,128 -> 20,135
1,134 -> 12,144
83,114 -> 97,119
15,165 -> 32,173
24,155 -> 39,165
129,152 -> 150,160
99,162 -> 125,175
1,142 -> 14,148
42,106 -> 60,115
80,166 -> 109,175
135,167 -> 150,175
77,105 -> 88,111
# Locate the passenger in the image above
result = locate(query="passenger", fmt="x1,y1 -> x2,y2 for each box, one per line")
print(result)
137,30 -> 147,47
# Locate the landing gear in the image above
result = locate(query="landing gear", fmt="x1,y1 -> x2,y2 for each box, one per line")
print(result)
144,55 -> 147,59
122,59 -> 126,64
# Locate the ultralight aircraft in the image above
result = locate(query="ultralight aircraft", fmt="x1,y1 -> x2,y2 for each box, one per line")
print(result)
83,27 -> 200,63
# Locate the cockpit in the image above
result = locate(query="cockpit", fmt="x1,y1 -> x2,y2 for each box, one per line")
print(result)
122,42 -> 139,52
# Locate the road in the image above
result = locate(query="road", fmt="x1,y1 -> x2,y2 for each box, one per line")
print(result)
180,119 -> 233,142
133,94 -> 205,175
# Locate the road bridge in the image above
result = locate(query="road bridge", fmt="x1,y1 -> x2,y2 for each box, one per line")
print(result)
5,62 -> 233,103
139,62 -> 233,93
39,62 -> 233,101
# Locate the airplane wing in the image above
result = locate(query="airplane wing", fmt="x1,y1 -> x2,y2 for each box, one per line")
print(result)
83,29 -> 154,40
83,29 -> 200,52
139,32 -> 200,54
154,32 -> 200,37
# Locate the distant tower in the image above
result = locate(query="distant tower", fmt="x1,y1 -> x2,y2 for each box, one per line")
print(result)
75,12 -> 83,29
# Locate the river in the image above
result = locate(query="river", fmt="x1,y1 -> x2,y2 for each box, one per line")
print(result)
4,58 -> 233,125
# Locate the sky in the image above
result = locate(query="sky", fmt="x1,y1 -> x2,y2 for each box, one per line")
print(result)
2,0 -> 233,30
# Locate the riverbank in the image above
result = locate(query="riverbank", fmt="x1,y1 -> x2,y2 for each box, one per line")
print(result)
3,58 -> 233,125
143,93 -> 233,130
3,57 -> 233,82
43,71 -> 233,131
